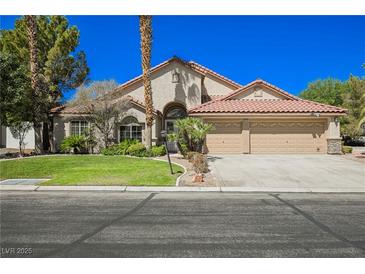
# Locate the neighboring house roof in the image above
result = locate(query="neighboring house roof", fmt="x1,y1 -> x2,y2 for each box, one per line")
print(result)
114,56 -> 242,94
50,95 -> 162,116
189,79 -> 347,115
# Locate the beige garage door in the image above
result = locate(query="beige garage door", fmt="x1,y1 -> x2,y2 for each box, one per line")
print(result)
250,121 -> 326,154
206,121 -> 243,154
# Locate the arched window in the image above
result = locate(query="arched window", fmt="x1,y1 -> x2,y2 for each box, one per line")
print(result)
120,116 -> 142,142
164,106 -> 187,134
165,107 -> 187,119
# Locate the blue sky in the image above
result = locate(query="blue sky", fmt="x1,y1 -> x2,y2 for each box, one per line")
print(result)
1,16 -> 364,100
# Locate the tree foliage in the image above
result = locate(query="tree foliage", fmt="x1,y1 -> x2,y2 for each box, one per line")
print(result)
0,16 -> 89,105
0,52 -> 33,125
341,75 -> 365,137
0,15 -> 89,152
299,72 -> 365,138
299,78 -> 346,106
69,80 -> 130,148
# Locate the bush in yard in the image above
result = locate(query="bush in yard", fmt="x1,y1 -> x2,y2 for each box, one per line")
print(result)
127,142 -> 146,157
101,145 -> 120,155
60,135 -> 88,154
118,139 -> 139,155
342,145 -> 353,154
150,145 -> 166,157
191,152 -> 209,174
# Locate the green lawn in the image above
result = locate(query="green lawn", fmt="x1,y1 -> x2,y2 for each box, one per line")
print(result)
0,155 -> 184,186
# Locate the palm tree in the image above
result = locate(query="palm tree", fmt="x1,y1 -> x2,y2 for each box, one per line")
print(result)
139,15 -> 153,151
25,15 -> 43,154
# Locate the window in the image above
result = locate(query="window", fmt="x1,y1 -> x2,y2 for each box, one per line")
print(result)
70,121 -> 88,136
120,117 -> 142,142
165,107 -> 187,119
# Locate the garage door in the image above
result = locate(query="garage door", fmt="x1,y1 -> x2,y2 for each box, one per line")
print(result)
206,121 -> 243,154
250,121 -> 326,154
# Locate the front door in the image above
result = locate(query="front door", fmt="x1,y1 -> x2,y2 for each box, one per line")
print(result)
165,119 -> 178,152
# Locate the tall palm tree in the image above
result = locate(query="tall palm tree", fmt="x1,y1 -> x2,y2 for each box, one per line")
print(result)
139,15 -> 153,150
25,15 -> 43,154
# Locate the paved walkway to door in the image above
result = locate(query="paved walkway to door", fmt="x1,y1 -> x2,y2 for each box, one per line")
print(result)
208,154 -> 365,190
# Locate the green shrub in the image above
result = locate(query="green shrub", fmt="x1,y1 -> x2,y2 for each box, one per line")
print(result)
101,145 -> 120,156
60,135 -> 88,154
342,145 -> 353,154
151,145 -> 166,157
127,142 -> 146,157
118,139 -> 139,155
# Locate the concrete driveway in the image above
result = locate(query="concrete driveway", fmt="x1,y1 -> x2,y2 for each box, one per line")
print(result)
208,155 -> 365,190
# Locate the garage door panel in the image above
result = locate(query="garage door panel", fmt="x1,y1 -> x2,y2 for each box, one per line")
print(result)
250,121 -> 326,154
206,121 -> 243,154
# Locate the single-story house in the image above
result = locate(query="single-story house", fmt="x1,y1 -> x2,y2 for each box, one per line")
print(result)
1,56 -> 347,154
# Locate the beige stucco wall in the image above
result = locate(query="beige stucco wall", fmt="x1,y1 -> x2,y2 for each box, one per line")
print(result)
120,61 -> 238,112
121,62 -> 202,112
327,117 -> 341,139
233,86 -> 287,100
202,74 -> 237,96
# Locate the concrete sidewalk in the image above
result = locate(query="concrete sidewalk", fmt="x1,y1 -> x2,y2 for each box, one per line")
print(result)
1,185 -> 365,193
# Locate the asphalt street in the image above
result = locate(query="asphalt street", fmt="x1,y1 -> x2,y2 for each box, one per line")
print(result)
1,191 -> 365,258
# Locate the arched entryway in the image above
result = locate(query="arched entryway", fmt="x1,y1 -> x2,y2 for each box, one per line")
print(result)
163,102 -> 187,152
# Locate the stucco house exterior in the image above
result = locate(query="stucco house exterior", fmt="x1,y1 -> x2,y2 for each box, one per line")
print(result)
22,56 -> 346,154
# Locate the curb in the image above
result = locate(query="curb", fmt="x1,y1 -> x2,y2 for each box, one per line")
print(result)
1,185 -> 365,193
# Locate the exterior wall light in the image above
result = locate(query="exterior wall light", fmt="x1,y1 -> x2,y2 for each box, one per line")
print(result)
311,112 -> 320,117
172,71 -> 180,83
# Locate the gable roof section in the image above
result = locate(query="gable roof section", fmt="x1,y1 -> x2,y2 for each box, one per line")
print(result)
114,56 -> 242,94
221,79 -> 299,101
188,61 -> 242,89
51,95 -> 162,116
189,79 -> 347,115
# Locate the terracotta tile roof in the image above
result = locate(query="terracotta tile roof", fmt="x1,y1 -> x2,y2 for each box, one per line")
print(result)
50,104 -> 89,114
114,56 -> 242,94
189,99 -> 347,114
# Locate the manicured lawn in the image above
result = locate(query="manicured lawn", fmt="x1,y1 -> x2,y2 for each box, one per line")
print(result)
0,155 -> 184,186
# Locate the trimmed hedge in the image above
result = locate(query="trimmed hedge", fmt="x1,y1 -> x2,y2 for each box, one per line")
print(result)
101,141 -> 166,157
